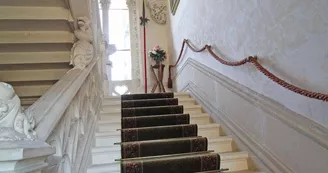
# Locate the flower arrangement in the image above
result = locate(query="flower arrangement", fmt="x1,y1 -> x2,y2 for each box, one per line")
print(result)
149,45 -> 166,64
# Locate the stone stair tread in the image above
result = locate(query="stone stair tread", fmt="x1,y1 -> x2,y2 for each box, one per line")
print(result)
198,123 -> 220,129
88,151 -> 248,172
90,93 -> 254,173
96,123 -> 220,134
89,172 -> 266,173
102,97 -> 196,106
87,162 -> 119,173
104,92 -> 188,100
198,171 -> 264,173
220,151 -> 249,160
98,113 -> 209,124
92,145 -> 120,153
92,136 -> 233,154
96,131 -> 120,137
101,104 -> 201,114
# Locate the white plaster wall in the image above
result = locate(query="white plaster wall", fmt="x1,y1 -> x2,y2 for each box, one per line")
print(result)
168,0 -> 328,127
136,0 -> 171,92
175,60 -> 328,173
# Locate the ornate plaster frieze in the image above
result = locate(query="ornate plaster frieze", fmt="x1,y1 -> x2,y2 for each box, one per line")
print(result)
147,0 -> 167,25
70,17 -> 94,69
0,82 -> 36,141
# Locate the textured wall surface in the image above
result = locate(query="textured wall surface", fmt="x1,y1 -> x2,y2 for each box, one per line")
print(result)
176,59 -> 328,173
137,0 -> 171,90
168,0 -> 328,127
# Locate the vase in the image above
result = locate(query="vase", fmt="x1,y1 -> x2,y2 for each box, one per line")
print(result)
155,61 -> 162,65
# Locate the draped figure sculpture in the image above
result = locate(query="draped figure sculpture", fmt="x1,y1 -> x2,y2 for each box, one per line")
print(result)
70,17 -> 94,69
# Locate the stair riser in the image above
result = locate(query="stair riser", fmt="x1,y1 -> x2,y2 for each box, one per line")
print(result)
98,124 -> 120,132
100,113 -> 209,121
208,141 -> 233,153
97,117 -> 211,131
100,107 -> 202,114
221,159 -> 249,172
88,158 -> 249,173
96,137 -> 120,147
102,99 -> 196,107
92,152 -> 121,165
199,127 -> 221,138
103,95 -> 190,102
87,164 -> 118,173
96,128 -> 220,147
91,141 -> 234,165
190,117 -> 211,125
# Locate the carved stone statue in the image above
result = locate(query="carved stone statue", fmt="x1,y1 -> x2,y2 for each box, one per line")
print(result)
0,82 -> 36,141
70,17 -> 94,69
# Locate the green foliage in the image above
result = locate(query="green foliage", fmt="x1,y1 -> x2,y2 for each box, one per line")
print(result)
149,46 -> 166,63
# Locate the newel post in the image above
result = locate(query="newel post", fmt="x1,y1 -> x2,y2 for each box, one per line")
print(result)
0,82 -> 55,173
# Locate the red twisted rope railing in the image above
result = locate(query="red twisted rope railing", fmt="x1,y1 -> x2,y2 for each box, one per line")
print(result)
168,39 -> 328,102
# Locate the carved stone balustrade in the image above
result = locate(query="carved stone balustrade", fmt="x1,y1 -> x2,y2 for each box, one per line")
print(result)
0,0 -> 106,172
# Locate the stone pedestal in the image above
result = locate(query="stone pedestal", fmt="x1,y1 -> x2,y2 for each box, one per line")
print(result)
0,140 -> 55,173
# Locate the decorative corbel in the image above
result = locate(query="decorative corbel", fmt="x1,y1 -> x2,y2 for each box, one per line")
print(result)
147,0 -> 168,25
70,17 -> 94,69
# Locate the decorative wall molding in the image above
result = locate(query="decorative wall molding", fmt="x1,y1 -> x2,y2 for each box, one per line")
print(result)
176,58 -> 328,150
175,58 -> 328,173
70,17 -> 94,69
147,0 -> 167,25
181,82 -> 290,173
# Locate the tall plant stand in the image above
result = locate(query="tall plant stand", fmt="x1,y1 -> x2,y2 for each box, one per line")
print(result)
150,64 -> 166,93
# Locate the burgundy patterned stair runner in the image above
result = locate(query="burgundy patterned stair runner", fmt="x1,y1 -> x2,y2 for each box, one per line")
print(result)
121,114 -> 190,128
121,98 -> 179,108
121,137 -> 208,158
121,92 -> 174,100
120,92 -> 221,173
121,105 -> 184,117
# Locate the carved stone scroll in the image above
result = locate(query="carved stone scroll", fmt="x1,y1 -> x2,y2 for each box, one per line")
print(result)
70,17 -> 94,69
0,82 -> 36,141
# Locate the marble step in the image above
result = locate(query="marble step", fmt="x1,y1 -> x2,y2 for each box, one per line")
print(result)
100,104 -> 203,114
98,113 -> 212,131
0,6 -> 72,21
87,151 -> 249,173
102,97 -> 196,106
91,136 -> 234,165
88,171 -> 264,173
0,68 -> 69,82
95,124 -> 221,147
100,112 -> 210,122
103,92 -> 190,102
0,31 -> 74,44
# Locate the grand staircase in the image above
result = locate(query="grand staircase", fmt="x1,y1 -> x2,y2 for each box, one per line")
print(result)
88,92 -> 263,173
0,0 -> 74,107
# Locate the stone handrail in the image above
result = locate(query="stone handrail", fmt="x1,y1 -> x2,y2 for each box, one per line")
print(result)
43,58 -> 103,173
26,58 -> 99,140
0,0 -> 106,171
0,57 -> 104,173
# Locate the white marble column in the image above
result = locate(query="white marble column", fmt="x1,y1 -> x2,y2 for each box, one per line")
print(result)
100,0 -> 110,42
100,0 -> 111,95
